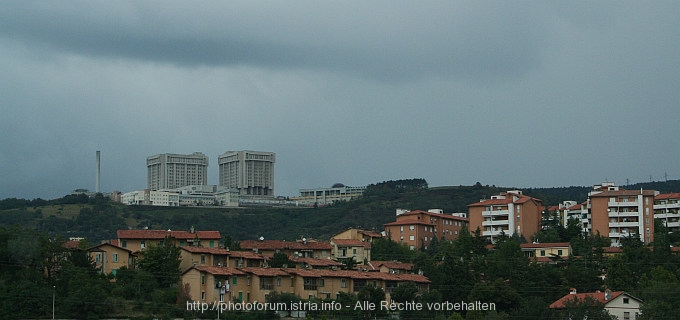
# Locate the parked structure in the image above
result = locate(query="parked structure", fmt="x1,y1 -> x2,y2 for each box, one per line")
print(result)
468,191 -> 542,243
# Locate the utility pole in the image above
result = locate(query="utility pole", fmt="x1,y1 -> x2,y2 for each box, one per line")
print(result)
52,285 -> 55,320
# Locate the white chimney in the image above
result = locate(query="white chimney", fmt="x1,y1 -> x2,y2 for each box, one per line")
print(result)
95,150 -> 101,193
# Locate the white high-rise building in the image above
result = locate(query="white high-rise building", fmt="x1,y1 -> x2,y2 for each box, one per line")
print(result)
146,152 -> 209,190
218,150 -> 275,196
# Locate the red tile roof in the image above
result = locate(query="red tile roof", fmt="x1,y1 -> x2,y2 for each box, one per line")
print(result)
358,230 -> 383,238
549,291 -> 630,309
117,229 -> 221,240
367,261 -> 414,271
291,257 -> 344,267
180,246 -> 231,255
383,220 -> 436,227
228,251 -> 268,260
468,192 -> 541,207
62,240 -> 81,250
239,239 -> 332,251
191,266 -> 246,276
590,189 -> 657,197
331,239 -> 371,248
397,210 -> 469,221
520,242 -> 571,249
239,267 -> 290,277
656,193 -> 680,200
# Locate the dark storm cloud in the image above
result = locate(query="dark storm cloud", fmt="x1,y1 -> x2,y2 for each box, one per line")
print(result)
0,1 -> 546,81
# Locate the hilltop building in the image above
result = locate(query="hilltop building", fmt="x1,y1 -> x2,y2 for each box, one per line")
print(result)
295,184 -> 366,206
146,152 -> 209,190
218,151 -> 275,197
468,190 -> 542,243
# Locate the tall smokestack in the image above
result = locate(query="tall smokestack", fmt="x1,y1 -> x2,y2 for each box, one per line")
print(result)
96,150 -> 101,193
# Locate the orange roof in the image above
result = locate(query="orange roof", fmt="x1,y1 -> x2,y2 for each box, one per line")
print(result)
520,242 -> 571,249
239,239 -> 332,251
62,240 -> 81,250
291,257 -> 344,267
549,291 -> 631,309
590,189 -> 656,197
331,239 -> 371,248
656,193 -> 680,200
384,220 -> 436,227
191,266 -> 245,276
239,267 -> 290,277
117,229 -> 221,240
358,230 -> 383,238
468,193 -> 541,207
87,242 -> 134,254
367,261 -> 414,271
228,251 -> 267,260
396,210 -> 469,221
180,246 -> 231,255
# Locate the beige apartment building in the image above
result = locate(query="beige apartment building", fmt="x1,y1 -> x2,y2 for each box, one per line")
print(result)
587,183 -> 657,246
655,192 -> 680,232
384,209 -> 469,250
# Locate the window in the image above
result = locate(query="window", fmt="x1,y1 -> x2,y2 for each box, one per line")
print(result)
623,311 -> 630,320
557,250 -> 563,256
409,235 -> 415,241
201,291 -> 205,300
540,250 -> 546,256
341,278 -> 347,288
112,253 -> 118,263
210,240 -> 215,248
201,255 -> 206,264
121,240 -> 127,248
140,241 -> 146,249
623,298 -> 629,304
409,225 -> 415,230
232,276 -> 237,285
201,275 -> 205,285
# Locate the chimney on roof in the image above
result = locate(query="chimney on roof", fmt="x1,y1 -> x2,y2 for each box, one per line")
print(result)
190,226 -> 195,234
605,289 -> 612,301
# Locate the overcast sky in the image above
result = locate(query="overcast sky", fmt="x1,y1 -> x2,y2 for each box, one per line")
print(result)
1,1 -> 679,200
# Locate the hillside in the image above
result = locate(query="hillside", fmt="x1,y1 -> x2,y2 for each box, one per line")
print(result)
2,179 -> 680,244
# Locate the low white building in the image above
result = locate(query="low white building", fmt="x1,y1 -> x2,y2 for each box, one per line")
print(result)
295,184 -> 366,206
549,289 -> 642,320
121,189 -> 179,206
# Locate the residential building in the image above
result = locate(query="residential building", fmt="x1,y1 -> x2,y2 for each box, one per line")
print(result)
226,251 -> 268,268
218,150 -> 275,196
295,184 -> 366,206
654,193 -> 680,232
549,289 -> 642,320
384,209 -> 469,250
88,242 -> 136,276
181,266 -> 430,305
468,190 -> 542,243
363,261 -> 414,274
147,152 -> 209,190
332,228 -> 383,243
330,239 -> 371,262
117,228 -> 221,253
520,242 -> 571,263
239,239 -> 333,260
179,246 -> 232,272
587,183 -> 657,246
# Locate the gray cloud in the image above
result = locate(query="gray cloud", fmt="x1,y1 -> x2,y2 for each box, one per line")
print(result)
0,1 -> 679,200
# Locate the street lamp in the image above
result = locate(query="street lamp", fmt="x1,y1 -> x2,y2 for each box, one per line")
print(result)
52,285 -> 55,320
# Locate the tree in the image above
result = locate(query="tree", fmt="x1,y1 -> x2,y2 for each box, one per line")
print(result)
357,285 -> 386,319
269,252 -> 292,268
136,236 -> 181,288
553,295 -> 616,320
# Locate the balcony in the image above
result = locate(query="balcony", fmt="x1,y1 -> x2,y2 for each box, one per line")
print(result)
482,219 -> 509,227
609,221 -> 641,228
608,211 -> 640,218
608,201 -> 640,207
609,232 -> 638,238
483,229 -> 508,237
482,209 -> 510,217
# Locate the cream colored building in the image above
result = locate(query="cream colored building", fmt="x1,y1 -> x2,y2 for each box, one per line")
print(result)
147,152 -> 209,190
88,242 -> 136,276
550,289 -> 642,320
218,150 -> 275,196
295,185 -> 366,206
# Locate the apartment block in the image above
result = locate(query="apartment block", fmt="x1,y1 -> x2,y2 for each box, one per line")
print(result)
587,183 -> 657,246
654,193 -> 680,232
146,152 -> 209,190
218,150 -> 275,196
117,228 -> 221,253
468,191 -> 542,243
384,209 -> 469,250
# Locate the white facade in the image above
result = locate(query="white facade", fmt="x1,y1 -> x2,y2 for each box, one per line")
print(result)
295,185 -> 366,206
146,152 -> 209,190
654,193 -> 680,232
121,189 -> 179,206
218,150 -> 275,196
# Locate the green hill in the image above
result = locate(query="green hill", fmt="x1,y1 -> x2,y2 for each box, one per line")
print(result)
2,179 -> 680,244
